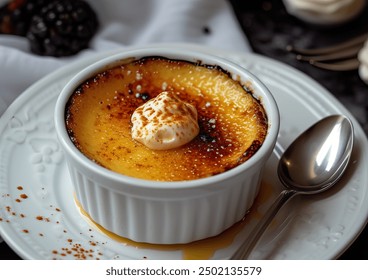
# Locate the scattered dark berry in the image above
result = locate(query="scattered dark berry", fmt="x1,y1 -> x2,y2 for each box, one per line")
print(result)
26,0 -> 99,57
0,0 -> 49,36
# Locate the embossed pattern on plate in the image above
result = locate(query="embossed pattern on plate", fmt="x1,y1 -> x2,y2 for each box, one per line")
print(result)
1,45 -> 368,260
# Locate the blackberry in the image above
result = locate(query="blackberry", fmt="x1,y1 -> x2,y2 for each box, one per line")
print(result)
26,0 -> 99,57
0,0 -> 49,35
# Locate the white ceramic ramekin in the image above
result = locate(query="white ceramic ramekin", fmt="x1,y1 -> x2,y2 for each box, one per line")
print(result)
54,47 -> 280,244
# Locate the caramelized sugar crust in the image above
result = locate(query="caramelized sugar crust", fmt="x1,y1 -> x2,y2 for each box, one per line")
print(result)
65,57 -> 268,181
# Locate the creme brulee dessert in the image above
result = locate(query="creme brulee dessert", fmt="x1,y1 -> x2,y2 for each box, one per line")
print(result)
65,57 -> 268,181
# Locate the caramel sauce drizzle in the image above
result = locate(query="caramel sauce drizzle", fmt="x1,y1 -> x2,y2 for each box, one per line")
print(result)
75,181 -> 274,260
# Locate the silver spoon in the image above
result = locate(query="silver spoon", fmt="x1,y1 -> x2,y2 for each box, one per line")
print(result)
231,115 -> 354,259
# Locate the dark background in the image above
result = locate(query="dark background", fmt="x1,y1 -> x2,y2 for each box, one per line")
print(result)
230,0 -> 368,135
229,0 -> 368,259
1,0 -> 367,260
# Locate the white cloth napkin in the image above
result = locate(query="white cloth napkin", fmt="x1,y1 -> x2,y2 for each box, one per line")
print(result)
0,0 -> 251,117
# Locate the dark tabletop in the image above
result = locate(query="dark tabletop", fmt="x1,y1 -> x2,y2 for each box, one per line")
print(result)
229,0 -> 368,259
1,0 -> 368,260
230,0 -> 368,136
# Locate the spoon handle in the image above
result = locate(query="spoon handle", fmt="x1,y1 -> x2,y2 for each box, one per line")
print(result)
231,189 -> 297,259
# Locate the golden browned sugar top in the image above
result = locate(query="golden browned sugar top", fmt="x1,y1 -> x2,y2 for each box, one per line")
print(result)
65,57 -> 268,181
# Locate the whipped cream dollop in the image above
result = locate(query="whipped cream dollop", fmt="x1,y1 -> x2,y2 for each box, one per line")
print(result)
358,39 -> 368,84
283,0 -> 366,25
131,91 -> 200,150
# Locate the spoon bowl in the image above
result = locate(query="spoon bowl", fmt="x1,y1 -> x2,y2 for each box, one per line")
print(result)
278,115 -> 354,194
231,115 -> 354,259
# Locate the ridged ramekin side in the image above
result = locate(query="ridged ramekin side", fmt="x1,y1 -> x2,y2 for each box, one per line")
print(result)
66,158 -> 264,244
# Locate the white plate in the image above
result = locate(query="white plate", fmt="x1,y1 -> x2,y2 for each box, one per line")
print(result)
1,45 -> 368,260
